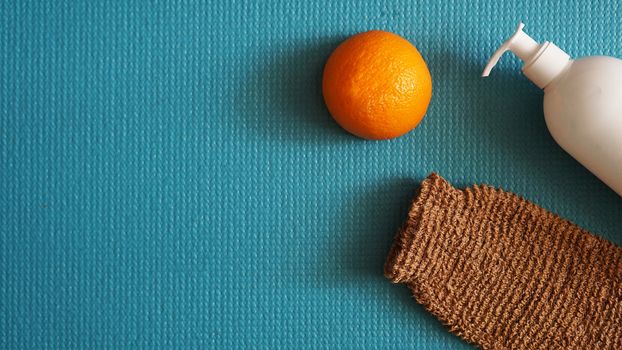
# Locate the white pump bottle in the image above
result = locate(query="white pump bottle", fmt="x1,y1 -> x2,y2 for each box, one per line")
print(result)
483,23 -> 622,197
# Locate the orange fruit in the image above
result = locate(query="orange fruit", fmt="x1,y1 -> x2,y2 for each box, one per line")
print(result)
322,30 -> 432,140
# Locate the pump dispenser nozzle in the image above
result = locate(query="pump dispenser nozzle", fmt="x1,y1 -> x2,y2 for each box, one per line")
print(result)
482,23 -> 571,88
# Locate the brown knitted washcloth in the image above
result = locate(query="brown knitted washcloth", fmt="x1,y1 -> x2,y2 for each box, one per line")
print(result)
384,173 -> 622,349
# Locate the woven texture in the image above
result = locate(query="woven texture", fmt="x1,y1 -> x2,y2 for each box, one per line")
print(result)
385,174 -> 622,349
1,1 -> 622,349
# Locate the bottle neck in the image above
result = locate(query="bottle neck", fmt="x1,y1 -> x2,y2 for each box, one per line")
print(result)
543,60 -> 574,92
522,42 -> 571,89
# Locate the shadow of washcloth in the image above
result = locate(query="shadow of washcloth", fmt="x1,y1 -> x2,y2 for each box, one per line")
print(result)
316,176 -> 471,346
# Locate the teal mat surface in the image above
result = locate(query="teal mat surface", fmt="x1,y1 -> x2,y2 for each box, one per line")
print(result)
1,1 -> 621,349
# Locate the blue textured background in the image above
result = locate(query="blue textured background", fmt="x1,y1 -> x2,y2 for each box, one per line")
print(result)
1,1 -> 621,349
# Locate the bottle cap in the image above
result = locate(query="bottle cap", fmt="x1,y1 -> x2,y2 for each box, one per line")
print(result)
482,23 -> 571,88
